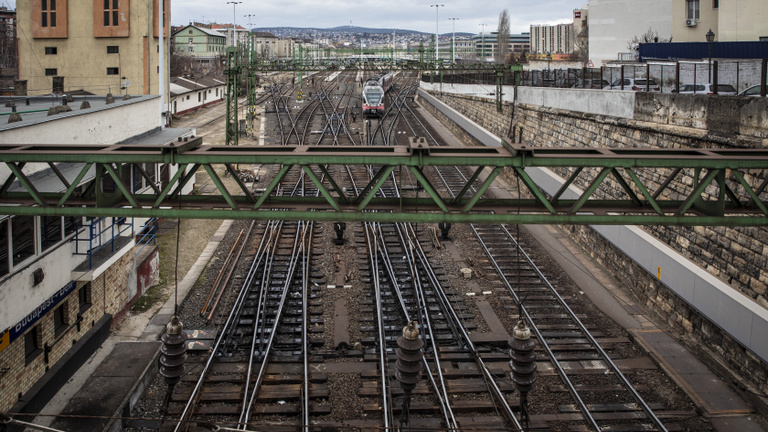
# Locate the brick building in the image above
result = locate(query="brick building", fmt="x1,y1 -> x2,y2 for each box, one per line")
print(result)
0,94 -> 194,414
16,0 -> 170,96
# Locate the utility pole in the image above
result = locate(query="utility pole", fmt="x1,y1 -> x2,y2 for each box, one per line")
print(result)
479,24 -> 486,60
449,18 -> 459,63
431,4 -> 444,62
227,1 -> 241,47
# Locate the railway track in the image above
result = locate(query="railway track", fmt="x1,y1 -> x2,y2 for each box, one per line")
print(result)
134,68 -> 709,432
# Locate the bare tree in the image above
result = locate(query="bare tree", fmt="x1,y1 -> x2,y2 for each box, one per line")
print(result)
627,28 -> 671,55
574,25 -> 589,65
496,9 -> 510,64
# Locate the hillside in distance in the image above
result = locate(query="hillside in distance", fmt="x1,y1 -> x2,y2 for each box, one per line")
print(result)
252,25 -> 474,38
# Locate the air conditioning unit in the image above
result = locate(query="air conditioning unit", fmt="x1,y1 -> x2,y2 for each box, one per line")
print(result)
685,19 -> 697,27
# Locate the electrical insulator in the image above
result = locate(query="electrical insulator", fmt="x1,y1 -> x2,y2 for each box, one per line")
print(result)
396,321 -> 423,425
333,222 -> 347,245
396,321 -> 423,391
160,316 -> 187,386
509,318 -> 537,428
438,222 -> 451,240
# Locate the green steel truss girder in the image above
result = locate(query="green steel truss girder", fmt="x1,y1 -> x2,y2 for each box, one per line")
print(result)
1,139 -> 768,226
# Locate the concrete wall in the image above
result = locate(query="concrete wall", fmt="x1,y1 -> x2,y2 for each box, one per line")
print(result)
420,82 -> 516,103
418,87 -> 768,395
634,92 -> 768,139
517,86 -> 636,119
513,86 -> 768,139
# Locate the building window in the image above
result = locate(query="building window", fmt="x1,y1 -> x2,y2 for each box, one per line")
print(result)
687,0 -> 700,20
103,0 -> 119,26
45,68 -> 57,76
107,67 -> 119,75
45,46 -> 57,55
64,217 -> 79,238
0,219 -> 8,277
41,216 -> 63,252
107,45 -> 119,53
54,302 -> 69,337
41,0 -> 57,27
25,325 -> 43,364
12,216 -> 35,267
188,46 -> 194,52
79,282 -> 92,313
713,0 -> 718,8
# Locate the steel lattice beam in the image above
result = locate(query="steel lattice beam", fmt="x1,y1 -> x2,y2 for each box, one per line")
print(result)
1,139 -> 768,226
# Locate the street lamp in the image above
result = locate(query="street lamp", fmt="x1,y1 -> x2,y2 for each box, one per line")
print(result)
546,52 -> 552,86
431,5 -> 444,62
227,1 -> 242,47
479,23 -> 486,60
449,18 -> 459,64
706,28 -> 715,82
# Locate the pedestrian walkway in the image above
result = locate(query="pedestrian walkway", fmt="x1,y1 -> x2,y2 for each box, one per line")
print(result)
20,220 -> 233,432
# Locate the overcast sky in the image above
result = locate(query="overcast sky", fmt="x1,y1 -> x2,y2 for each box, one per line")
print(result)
4,0 -> 587,34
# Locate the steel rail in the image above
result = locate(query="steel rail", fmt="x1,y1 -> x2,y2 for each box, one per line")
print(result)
393,84 -> 522,429
172,220 -> 274,432
237,220 -> 284,425
364,222 -> 394,430
405,220 -> 521,430
499,222 -> 668,432
395,223 -> 459,430
301,221 -> 313,431
241,221 -> 310,424
472,224 -> 603,431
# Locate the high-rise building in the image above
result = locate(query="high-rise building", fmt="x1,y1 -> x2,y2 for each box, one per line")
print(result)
531,23 -> 575,54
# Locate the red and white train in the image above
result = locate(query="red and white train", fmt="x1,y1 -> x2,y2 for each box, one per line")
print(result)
362,72 -> 394,117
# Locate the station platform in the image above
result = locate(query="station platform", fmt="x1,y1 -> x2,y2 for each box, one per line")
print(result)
48,341 -> 160,432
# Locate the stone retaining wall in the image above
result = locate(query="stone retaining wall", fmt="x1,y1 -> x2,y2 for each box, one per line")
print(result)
419,89 -> 768,396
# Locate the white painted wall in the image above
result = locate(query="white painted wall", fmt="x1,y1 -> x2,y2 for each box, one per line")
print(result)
588,0 -> 674,65
170,85 -> 225,115
0,241 -> 82,333
0,97 -> 161,144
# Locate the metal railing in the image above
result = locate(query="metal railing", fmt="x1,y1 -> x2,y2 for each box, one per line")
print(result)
73,217 -> 134,269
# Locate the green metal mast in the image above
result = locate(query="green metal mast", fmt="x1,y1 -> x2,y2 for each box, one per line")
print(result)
225,46 -> 240,146
297,43 -> 303,102
246,36 -> 258,138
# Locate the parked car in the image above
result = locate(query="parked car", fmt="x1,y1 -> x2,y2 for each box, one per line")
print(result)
572,79 -> 610,89
673,83 -> 737,95
738,84 -> 767,97
603,78 -> 660,91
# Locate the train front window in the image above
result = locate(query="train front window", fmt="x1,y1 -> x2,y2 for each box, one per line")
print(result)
366,91 -> 383,104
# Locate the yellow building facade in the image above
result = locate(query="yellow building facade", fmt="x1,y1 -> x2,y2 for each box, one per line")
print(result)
673,0 -> 767,42
17,0 -> 170,96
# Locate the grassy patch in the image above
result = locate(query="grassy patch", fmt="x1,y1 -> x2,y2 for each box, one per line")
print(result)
131,219 -> 223,313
